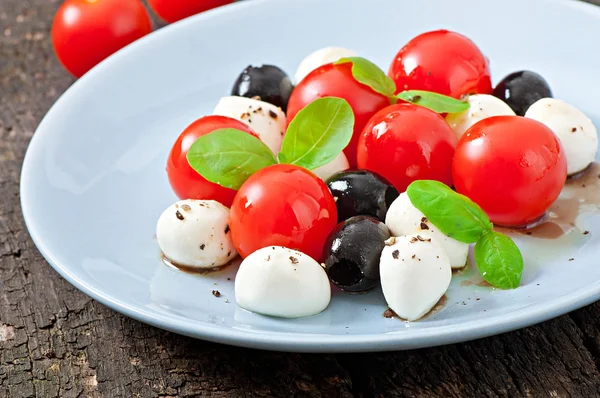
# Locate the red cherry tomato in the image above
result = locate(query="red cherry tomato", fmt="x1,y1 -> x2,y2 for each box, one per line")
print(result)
51,0 -> 152,78
230,164 -> 338,260
167,116 -> 257,207
148,0 -> 234,23
357,103 -> 457,192
287,63 -> 390,168
453,116 -> 567,227
388,30 -> 492,99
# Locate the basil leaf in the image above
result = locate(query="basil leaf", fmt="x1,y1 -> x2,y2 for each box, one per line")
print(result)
474,231 -> 523,289
278,97 -> 354,170
406,180 -> 493,243
397,90 -> 470,113
335,57 -> 396,97
187,128 -> 277,190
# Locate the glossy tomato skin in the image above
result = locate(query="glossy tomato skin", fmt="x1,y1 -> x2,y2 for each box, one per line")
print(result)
286,63 -> 390,168
167,116 -> 257,206
453,116 -> 567,227
148,0 -> 234,23
388,30 -> 492,99
230,164 -> 338,260
357,103 -> 457,192
52,0 -> 152,78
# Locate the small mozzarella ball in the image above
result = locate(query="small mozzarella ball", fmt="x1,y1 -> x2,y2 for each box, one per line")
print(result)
295,46 -> 358,83
380,235 -> 451,321
235,246 -> 331,318
525,98 -> 598,175
156,200 -> 236,268
385,193 -> 468,269
445,94 -> 515,139
312,153 -> 350,181
213,96 -> 286,154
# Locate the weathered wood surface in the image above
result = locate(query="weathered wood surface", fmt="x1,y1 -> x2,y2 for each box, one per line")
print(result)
2,0 -> 600,396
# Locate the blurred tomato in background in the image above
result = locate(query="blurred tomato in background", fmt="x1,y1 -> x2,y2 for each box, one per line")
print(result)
52,0 -> 152,77
148,0 -> 235,23
52,0 -> 237,78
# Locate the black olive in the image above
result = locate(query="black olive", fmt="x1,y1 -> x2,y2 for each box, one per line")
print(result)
231,65 -> 294,112
323,216 -> 390,292
327,170 -> 399,223
492,71 -> 552,116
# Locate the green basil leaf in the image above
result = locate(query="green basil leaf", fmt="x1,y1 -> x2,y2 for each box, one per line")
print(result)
278,97 -> 354,170
397,90 -> 470,113
187,128 -> 277,190
335,57 -> 396,97
474,231 -> 524,289
406,180 -> 493,243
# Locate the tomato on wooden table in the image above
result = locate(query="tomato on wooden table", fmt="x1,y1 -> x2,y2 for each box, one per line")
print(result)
357,103 -> 457,193
453,116 -> 567,227
167,116 -> 257,206
229,164 -> 338,260
286,63 -> 391,168
148,0 -> 235,23
388,29 -> 492,99
52,0 -> 152,78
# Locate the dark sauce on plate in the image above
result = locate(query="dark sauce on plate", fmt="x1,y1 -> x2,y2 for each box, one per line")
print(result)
161,253 -> 237,276
383,295 -> 447,321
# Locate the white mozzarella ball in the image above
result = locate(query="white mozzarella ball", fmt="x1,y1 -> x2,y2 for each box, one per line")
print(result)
235,246 -> 331,318
380,235 -> 451,321
213,96 -> 286,154
525,98 -> 598,175
294,47 -> 357,83
312,153 -> 350,181
445,94 -> 515,139
156,200 -> 236,269
385,193 -> 468,269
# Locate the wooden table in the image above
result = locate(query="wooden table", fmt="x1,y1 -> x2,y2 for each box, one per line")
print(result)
3,1 -> 600,396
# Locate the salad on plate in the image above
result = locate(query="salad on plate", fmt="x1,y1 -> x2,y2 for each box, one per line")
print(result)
155,29 -> 599,322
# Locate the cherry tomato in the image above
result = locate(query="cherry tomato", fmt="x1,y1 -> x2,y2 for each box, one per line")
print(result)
167,116 -> 257,206
357,103 -> 457,192
453,116 -> 567,227
286,63 -> 391,168
148,0 -> 234,23
388,30 -> 492,99
230,164 -> 338,260
52,0 -> 152,78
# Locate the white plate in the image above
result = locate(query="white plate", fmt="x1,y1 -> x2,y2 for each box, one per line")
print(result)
20,0 -> 600,352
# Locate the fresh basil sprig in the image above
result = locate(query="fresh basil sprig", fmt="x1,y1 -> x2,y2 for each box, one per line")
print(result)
335,56 -> 469,114
407,180 -> 523,289
407,180 -> 492,243
474,231 -> 523,289
335,57 -> 397,98
187,97 -> 354,190
186,128 -> 277,190
397,90 -> 470,113
278,97 -> 354,170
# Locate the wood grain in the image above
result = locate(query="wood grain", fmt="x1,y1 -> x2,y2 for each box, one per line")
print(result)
2,0 -> 600,396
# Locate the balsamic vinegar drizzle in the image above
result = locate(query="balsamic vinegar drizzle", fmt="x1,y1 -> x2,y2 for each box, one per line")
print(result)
507,162 -> 600,239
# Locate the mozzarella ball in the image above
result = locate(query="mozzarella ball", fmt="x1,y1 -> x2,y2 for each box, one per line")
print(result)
380,235 -> 451,321
525,98 -> 598,175
213,96 -> 286,154
312,152 -> 350,181
295,46 -> 357,83
156,199 -> 236,268
385,193 -> 468,268
445,94 -> 515,139
235,246 -> 331,318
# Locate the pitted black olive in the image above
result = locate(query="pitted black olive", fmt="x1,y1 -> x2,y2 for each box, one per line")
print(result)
492,71 -> 552,116
327,170 -> 399,223
322,216 -> 391,292
231,65 -> 294,112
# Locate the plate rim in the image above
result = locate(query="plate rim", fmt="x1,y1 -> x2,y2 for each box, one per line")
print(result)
20,0 -> 600,353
